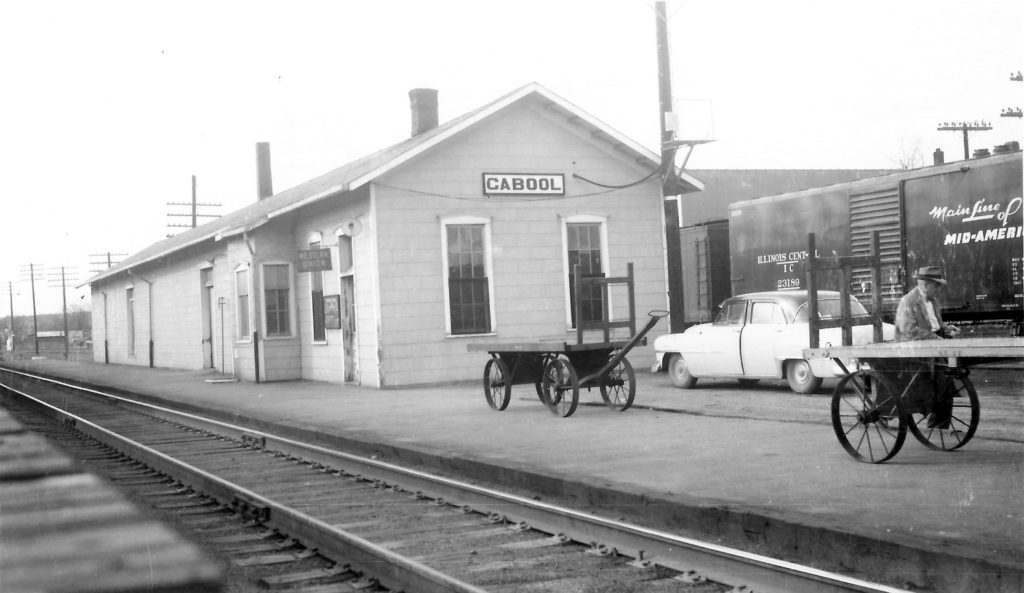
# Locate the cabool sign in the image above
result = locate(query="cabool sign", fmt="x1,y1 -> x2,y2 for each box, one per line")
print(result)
482,173 -> 565,196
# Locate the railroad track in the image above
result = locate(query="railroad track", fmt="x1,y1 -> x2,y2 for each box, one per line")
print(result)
0,367 -> 908,593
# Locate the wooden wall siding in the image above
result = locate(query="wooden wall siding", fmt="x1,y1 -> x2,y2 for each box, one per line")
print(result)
371,102 -> 668,387
291,193 -> 371,384
259,338 -> 301,381
226,239 -> 256,381
250,220 -> 300,381
89,243 -> 233,373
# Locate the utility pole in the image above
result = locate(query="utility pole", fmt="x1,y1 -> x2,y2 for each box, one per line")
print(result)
1003,70 -> 1023,118
89,251 -> 128,275
20,263 -> 43,355
937,121 -> 992,160
48,266 -> 76,360
655,1 -> 685,333
7,281 -> 13,357
167,175 -> 221,236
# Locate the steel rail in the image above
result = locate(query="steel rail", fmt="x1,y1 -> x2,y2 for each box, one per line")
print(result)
0,378 -> 489,593
0,367 -> 908,593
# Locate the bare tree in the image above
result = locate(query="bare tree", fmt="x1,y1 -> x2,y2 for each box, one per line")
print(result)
889,139 -> 926,170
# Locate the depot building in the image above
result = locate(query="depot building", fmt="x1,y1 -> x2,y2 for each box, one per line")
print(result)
85,83 -> 702,387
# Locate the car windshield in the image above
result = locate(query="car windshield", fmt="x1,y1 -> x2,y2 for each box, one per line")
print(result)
794,298 -> 869,322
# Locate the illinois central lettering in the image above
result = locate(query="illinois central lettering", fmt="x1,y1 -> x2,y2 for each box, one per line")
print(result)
482,173 -> 565,196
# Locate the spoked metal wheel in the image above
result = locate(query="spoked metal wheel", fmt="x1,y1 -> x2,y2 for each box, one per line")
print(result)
907,370 -> 980,451
831,369 -> 907,463
541,357 -> 579,417
483,357 -> 511,411
599,357 -> 636,411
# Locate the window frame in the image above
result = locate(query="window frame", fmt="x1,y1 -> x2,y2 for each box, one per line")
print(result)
440,215 -> 495,337
261,262 -> 295,339
560,214 -> 609,329
749,301 -> 787,325
714,299 -> 748,326
234,264 -> 252,342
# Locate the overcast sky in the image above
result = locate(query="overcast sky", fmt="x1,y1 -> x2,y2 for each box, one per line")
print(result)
2,0 -> 1021,315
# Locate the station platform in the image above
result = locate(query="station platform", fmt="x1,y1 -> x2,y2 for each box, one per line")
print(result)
1,358 -> 1022,593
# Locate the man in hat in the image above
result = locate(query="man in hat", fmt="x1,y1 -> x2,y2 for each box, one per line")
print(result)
894,265 -> 961,429
894,265 -> 960,341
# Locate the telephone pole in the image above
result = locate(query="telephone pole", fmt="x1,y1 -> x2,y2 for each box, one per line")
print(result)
936,121 -> 992,160
6,281 -> 13,357
48,266 -> 77,360
20,263 -> 43,355
89,251 -> 128,274
1003,70 -> 1022,118
167,175 -> 221,236
655,1 -> 685,333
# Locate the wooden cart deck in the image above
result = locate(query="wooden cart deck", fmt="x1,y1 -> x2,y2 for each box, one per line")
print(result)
804,336 -> 1024,363
467,340 -> 629,354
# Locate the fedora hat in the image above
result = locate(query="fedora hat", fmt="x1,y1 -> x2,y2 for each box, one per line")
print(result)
913,266 -> 947,285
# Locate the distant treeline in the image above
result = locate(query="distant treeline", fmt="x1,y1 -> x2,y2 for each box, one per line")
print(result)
1,308 -> 91,339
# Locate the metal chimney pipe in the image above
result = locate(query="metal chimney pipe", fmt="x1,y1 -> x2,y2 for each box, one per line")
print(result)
256,142 -> 273,200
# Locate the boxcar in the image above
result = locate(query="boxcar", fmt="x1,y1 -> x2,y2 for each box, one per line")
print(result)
727,149 -> 1023,332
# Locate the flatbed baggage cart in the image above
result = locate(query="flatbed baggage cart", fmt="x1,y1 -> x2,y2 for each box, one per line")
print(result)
805,338 -> 1024,463
467,264 -> 667,417
799,230 -> 1024,462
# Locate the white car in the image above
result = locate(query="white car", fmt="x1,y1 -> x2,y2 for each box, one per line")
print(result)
653,291 -> 895,394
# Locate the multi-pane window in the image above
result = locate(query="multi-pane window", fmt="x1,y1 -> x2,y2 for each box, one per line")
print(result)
446,224 -> 491,335
236,268 -> 250,338
567,222 -> 604,327
264,264 -> 291,337
309,240 -> 326,342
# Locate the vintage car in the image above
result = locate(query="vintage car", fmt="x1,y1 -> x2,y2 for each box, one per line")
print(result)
653,290 -> 895,394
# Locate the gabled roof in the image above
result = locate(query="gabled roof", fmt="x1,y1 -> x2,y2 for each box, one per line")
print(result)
87,82 -> 700,285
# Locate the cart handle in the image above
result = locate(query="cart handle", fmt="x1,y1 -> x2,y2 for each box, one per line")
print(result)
579,310 -> 669,386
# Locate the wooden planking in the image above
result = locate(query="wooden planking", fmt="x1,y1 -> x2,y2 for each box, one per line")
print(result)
804,336 -> 1024,360
0,408 -> 223,593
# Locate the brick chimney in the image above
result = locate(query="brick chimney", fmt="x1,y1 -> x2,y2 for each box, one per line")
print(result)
409,88 -> 438,136
256,142 -> 273,200
933,148 -> 944,166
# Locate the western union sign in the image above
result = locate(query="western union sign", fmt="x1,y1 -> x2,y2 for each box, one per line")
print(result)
297,248 -> 332,272
482,173 -> 565,196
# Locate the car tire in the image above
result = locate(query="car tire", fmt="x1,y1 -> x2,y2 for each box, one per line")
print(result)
786,359 -> 823,394
667,354 -> 697,388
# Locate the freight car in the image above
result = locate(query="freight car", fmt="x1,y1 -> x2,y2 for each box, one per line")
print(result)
727,148 -> 1023,333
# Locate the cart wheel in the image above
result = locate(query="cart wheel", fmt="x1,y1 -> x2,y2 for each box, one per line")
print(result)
541,357 -> 579,417
907,369 -> 979,451
600,357 -> 636,411
483,358 -> 512,411
831,369 -> 906,463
